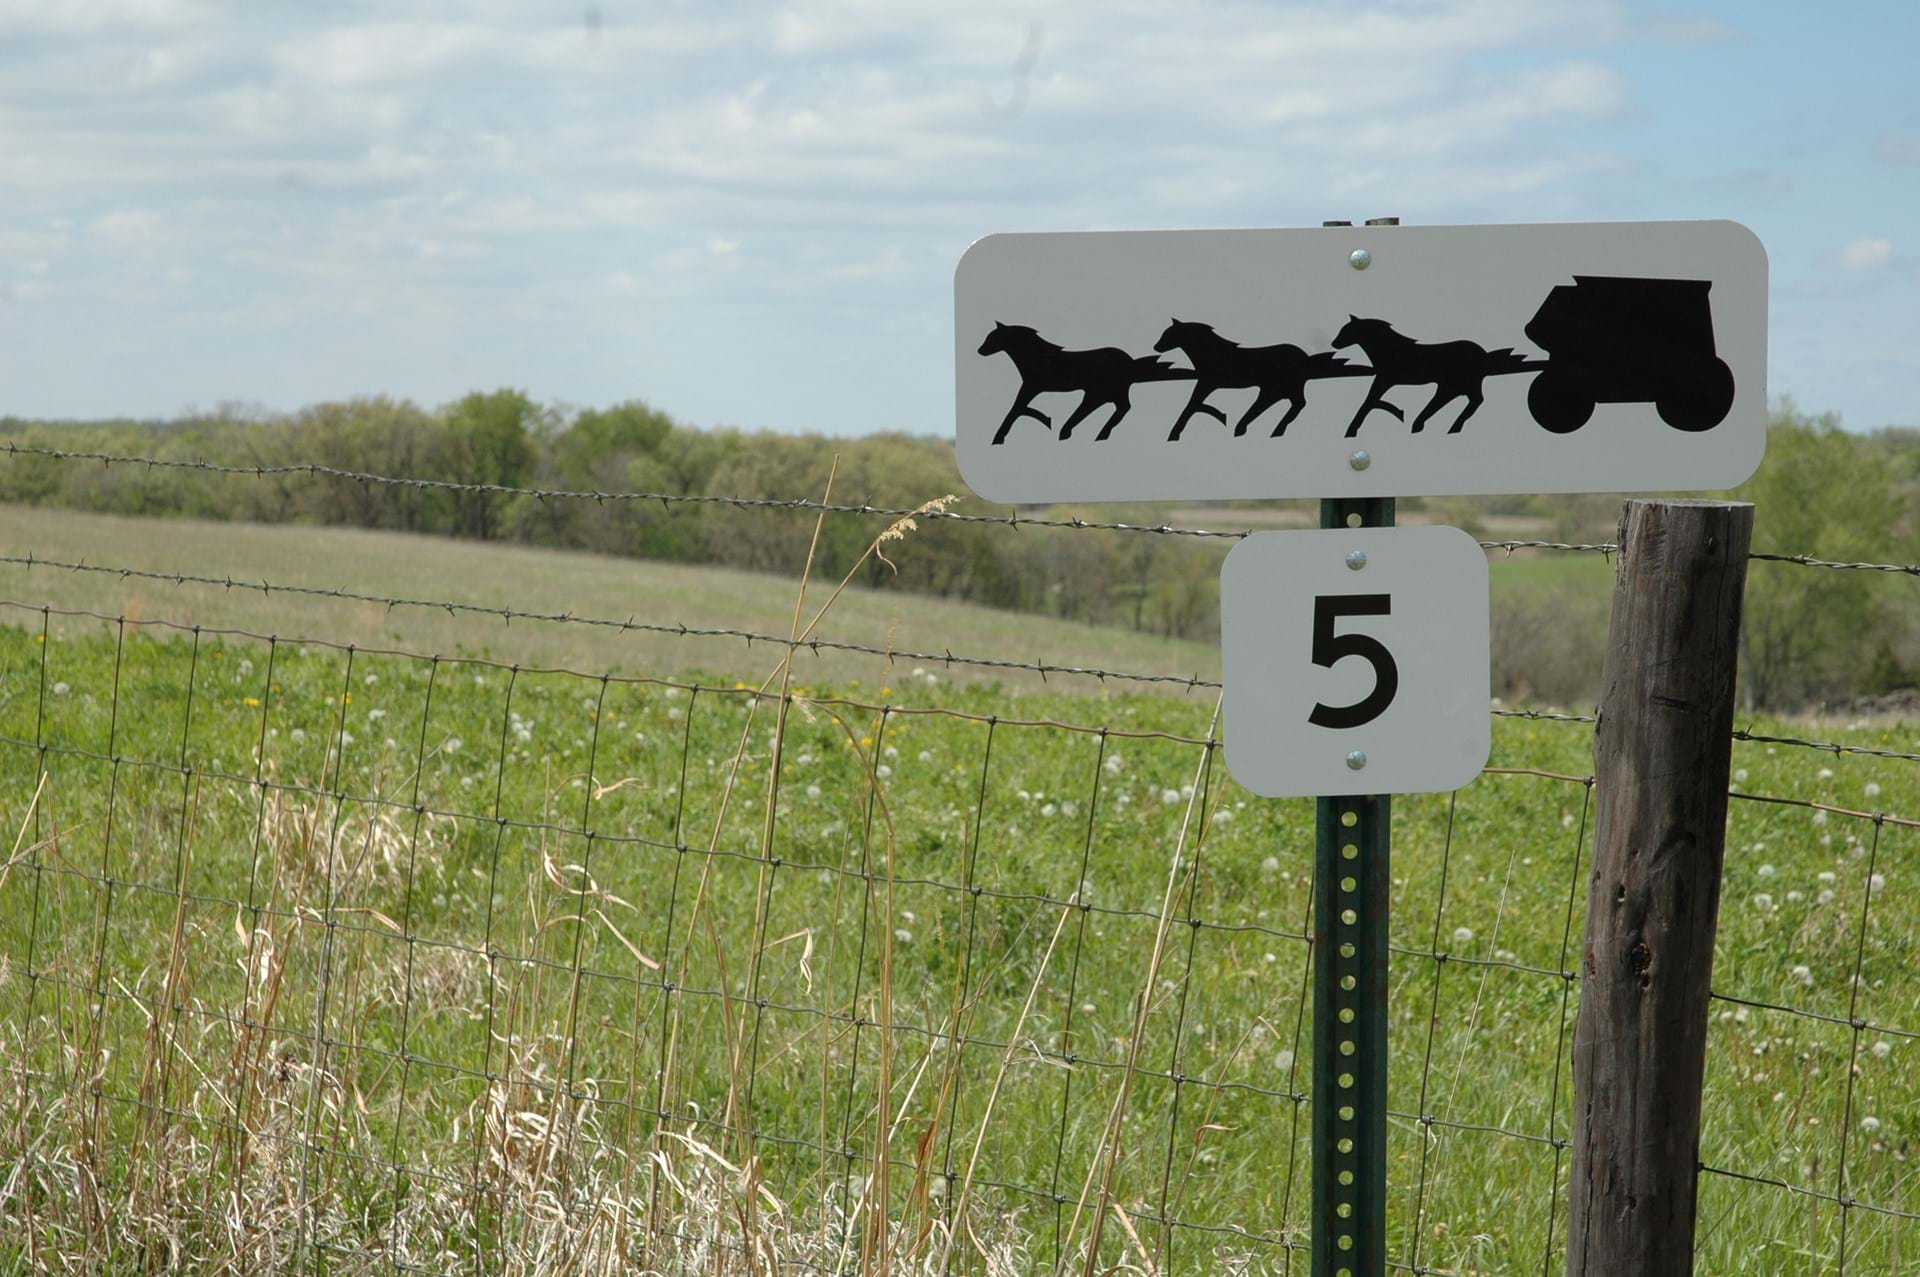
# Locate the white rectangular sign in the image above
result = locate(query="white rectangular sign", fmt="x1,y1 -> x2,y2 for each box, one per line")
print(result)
955,220 -> 1766,502
1220,527 -> 1490,798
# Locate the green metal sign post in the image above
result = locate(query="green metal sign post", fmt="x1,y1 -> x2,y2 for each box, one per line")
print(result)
1313,495 -> 1394,1276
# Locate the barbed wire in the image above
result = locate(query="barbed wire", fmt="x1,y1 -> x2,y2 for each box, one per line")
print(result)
0,551 -> 1221,691
10,442 -> 1916,575
8,552 -> 1914,768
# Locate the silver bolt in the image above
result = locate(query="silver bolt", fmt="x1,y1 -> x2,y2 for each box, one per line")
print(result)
1346,751 -> 1368,771
1348,449 -> 1371,471
1345,550 -> 1368,571
1349,248 -> 1371,270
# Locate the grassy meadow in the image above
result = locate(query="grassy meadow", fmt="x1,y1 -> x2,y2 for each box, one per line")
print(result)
0,510 -> 1913,1275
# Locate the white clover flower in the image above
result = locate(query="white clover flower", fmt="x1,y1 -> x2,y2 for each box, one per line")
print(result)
1263,952 -> 1277,963
1733,768 -> 1749,783
1872,1040 -> 1892,1059
1040,802 -> 1057,817
1079,1002 -> 1095,1014
1864,781 -> 1882,799
1115,794 -> 1131,807
1017,790 -> 1032,802
918,750 -> 933,763
290,728 -> 307,743
805,784 -> 822,800
238,658 -> 254,675
876,764 -> 892,779
1274,1049 -> 1296,1072
445,736 -> 463,754
1818,889 -> 1836,905
1870,873 -> 1886,892
1751,893 -> 1773,910
1061,800 -> 1077,817
1758,864 -> 1775,878
893,928 -> 912,944
339,731 -> 353,746
1790,964 -> 1812,985
1214,808 -> 1234,825
516,728 -> 533,743
1161,788 -> 1181,805
667,707 -> 683,720
1818,871 -> 1837,886
1861,1116 -> 1881,1134
1452,927 -> 1474,946
364,673 -> 378,686
1733,1007 -> 1749,1024
367,708 -> 386,722
1786,891 -> 1804,903
883,745 -> 899,760
51,681 -> 69,695
665,687 -> 681,699
1812,810 -> 1828,825
1262,856 -> 1281,873
1818,767 -> 1835,781
901,910 -> 916,923
1103,753 -> 1123,775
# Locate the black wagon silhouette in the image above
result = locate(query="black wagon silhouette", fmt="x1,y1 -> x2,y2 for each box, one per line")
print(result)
1523,275 -> 1735,434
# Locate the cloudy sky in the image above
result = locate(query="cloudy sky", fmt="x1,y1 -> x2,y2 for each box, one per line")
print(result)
1,0 -> 1914,433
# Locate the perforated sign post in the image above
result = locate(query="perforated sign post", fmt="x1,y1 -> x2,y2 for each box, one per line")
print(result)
952,218 -> 1764,1277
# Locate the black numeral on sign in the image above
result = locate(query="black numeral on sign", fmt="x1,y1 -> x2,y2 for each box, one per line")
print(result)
1308,594 -> 1399,729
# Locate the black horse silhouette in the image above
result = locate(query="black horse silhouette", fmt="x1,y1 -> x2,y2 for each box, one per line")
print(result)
978,322 -> 1190,444
1152,319 -> 1365,440
1331,316 -> 1539,438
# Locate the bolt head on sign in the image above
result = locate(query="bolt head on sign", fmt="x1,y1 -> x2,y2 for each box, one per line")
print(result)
954,220 -> 1766,502
1220,526 -> 1490,798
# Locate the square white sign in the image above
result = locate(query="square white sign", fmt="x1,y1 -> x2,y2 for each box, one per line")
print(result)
1221,526 -> 1491,798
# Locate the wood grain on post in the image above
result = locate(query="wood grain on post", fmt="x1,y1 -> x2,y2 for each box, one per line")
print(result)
1567,498 -> 1754,1277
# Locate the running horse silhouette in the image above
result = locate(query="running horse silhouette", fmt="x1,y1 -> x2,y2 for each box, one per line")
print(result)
978,322 -> 1189,444
1153,319 -> 1365,440
1331,316 -> 1538,438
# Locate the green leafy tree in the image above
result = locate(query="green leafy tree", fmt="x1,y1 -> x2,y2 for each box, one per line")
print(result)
1734,406 -> 1900,708
443,389 -> 536,540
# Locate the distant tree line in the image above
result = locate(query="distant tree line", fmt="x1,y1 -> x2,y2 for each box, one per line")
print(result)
0,392 -> 1230,643
0,395 -> 1912,708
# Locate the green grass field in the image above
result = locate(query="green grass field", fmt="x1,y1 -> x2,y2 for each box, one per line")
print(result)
0,512 -> 1913,1275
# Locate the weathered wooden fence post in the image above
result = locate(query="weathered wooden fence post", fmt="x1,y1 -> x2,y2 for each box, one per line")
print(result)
1567,498 -> 1754,1276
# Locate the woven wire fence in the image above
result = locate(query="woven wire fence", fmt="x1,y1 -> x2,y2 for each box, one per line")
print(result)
0,455 -> 1914,1275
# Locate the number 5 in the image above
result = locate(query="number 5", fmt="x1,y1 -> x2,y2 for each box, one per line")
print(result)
1308,594 -> 1400,729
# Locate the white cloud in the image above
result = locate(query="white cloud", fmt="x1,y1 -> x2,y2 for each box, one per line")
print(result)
89,208 -> 162,246
1840,238 -> 1894,272
1,0 -> 1902,434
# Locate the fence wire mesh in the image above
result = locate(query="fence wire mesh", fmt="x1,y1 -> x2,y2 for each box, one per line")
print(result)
0,457 -> 1914,1275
